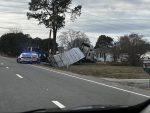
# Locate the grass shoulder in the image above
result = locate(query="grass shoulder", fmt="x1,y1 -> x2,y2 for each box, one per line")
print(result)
41,64 -> 149,79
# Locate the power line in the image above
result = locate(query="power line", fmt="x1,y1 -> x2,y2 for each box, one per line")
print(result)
0,14 -> 149,36
59,27 -> 147,40
41,30 -> 49,38
0,2 -> 149,31
0,5 -> 149,37
1,7 -> 149,30
1,0 -> 28,3
0,26 -> 49,31
78,16 -> 150,31
0,4 -> 28,9
62,15 -> 150,33
0,11 -> 27,15
0,11 -> 149,33
63,22 -> 149,34
58,28 -> 105,40
82,12 -> 150,28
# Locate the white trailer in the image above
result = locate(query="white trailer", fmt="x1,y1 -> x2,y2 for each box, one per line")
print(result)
48,48 -> 85,67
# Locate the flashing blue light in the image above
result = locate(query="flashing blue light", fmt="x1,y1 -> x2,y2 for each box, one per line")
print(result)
21,52 -> 38,56
21,53 -> 26,55
21,52 -> 31,55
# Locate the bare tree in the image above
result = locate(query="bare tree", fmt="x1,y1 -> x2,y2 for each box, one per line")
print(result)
71,37 -> 91,48
111,42 -> 120,62
117,33 -> 150,66
8,28 -> 22,34
58,29 -> 91,49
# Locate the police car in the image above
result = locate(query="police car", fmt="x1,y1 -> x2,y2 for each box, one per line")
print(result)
17,52 -> 40,64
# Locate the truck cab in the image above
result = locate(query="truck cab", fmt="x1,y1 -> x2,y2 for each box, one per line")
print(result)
80,43 -> 97,63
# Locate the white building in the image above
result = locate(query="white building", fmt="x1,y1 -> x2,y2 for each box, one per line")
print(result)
94,47 -> 127,62
140,51 -> 150,61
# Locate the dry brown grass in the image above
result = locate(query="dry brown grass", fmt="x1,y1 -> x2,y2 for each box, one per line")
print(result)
114,82 -> 150,91
55,65 -> 149,79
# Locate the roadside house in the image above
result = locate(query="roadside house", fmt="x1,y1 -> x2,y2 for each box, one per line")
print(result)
94,47 -> 122,62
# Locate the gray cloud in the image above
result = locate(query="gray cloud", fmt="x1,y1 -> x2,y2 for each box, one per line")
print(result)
0,0 -> 150,46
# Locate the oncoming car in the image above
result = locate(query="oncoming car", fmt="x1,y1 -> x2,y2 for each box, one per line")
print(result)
17,52 -> 40,64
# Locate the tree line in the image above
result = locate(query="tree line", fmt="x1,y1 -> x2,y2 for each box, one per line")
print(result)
52,29 -> 150,66
0,31 -> 56,56
94,34 -> 150,66
0,29 -> 90,57
0,27 -> 149,66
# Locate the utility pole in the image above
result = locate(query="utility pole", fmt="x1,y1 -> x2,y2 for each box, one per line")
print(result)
48,29 -> 52,55
30,38 -> 31,47
61,43 -> 63,60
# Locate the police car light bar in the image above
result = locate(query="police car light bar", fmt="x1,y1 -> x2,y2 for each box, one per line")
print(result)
21,52 -> 38,56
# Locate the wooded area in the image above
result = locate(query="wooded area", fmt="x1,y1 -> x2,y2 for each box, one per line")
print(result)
95,33 -> 150,66
0,32 -> 57,56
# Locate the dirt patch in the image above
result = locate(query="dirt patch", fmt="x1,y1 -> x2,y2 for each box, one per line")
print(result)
114,81 -> 150,91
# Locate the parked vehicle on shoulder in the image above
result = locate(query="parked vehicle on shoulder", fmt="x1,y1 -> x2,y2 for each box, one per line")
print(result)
17,52 -> 40,64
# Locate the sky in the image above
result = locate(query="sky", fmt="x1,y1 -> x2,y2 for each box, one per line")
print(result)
1,0 -> 150,47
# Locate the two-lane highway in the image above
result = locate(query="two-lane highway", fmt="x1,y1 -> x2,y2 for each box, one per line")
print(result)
0,56 -> 150,112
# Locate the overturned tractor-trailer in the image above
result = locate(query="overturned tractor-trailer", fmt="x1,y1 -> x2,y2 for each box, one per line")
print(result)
47,43 -> 97,67
16,43 -> 97,67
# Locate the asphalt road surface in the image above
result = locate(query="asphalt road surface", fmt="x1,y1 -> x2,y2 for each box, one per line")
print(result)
0,56 -> 150,112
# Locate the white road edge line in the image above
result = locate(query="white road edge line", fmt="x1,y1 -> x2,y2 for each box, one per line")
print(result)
52,101 -> 66,109
30,65 -> 150,98
6,67 -> 9,69
16,74 -> 23,78
1,56 -> 14,60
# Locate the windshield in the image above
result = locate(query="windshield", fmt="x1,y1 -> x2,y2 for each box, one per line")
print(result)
0,0 -> 150,112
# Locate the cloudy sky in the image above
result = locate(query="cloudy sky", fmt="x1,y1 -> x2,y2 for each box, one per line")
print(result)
1,0 -> 150,46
